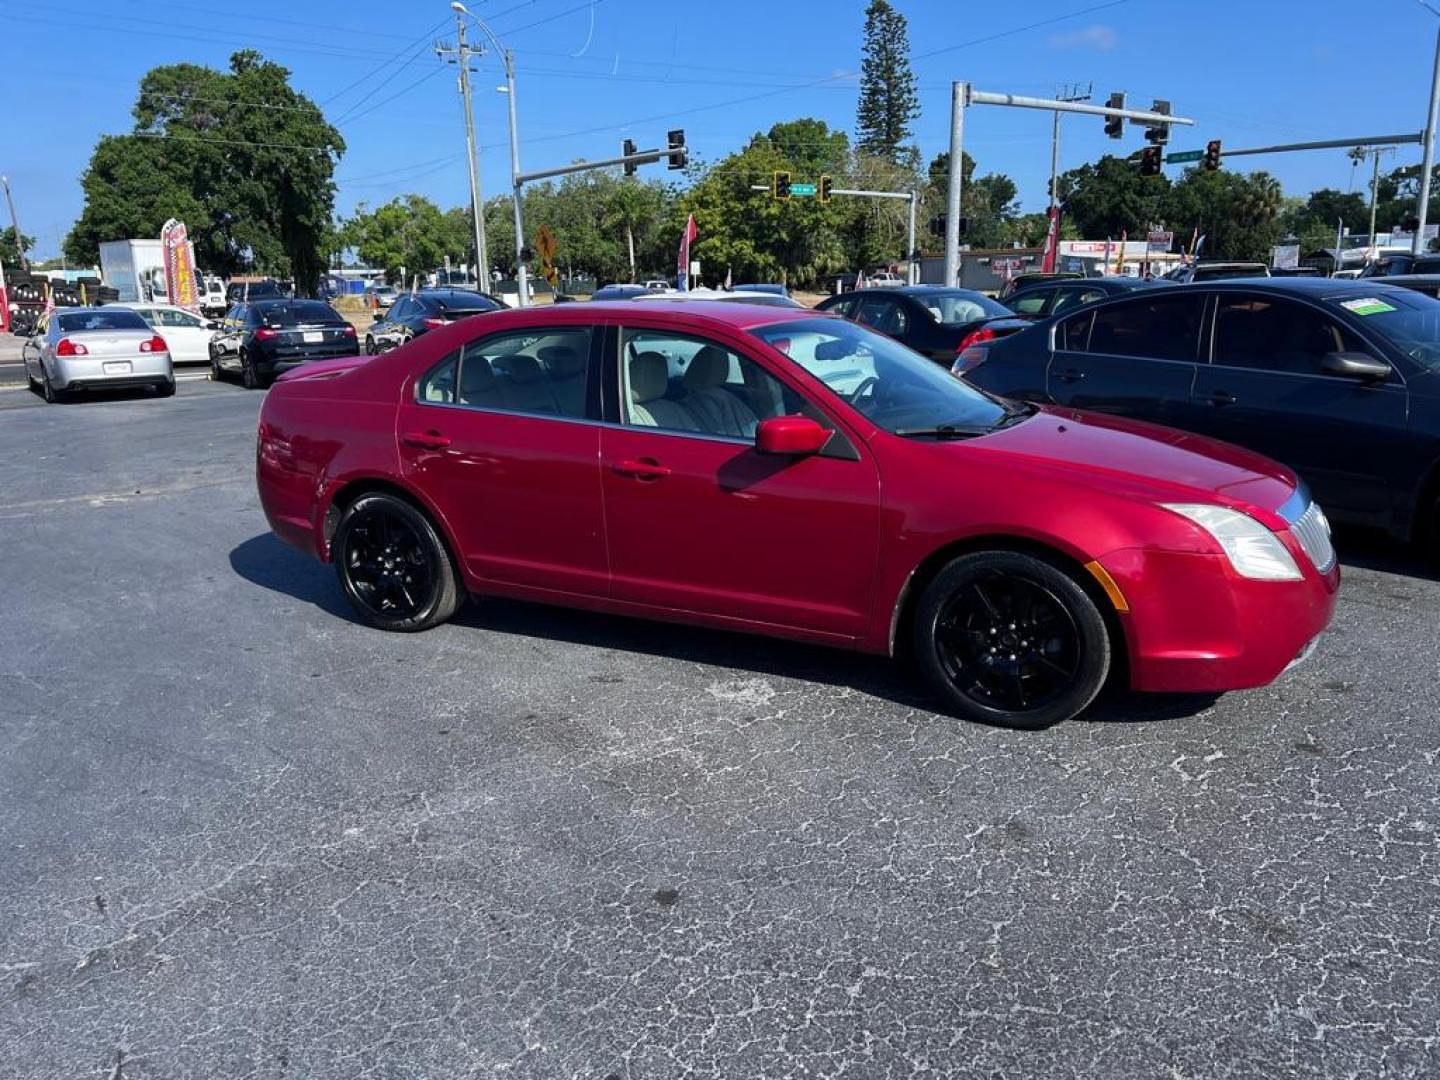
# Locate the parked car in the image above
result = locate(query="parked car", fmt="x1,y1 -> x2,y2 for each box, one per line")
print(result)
997,270 -> 1084,300
732,283 -> 790,299
1360,253 -> 1440,278
225,279 -> 288,305
366,285 -> 400,309
962,279 -> 1440,549
642,279 -> 671,292
590,284 -> 652,301
815,286 -> 1031,366
211,298 -> 357,388
365,288 -> 503,355
111,302 -> 222,366
1374,273 -> 1440,299
1001,275 -> 1164,320
865,271 -> 905,287
22,306 -> 174,402
632,288 -> 804,308
1163,262 -> 1269,283
257,301 -> 1337,730
201,276 -> 227,317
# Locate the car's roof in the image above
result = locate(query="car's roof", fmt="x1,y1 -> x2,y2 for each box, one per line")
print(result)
859,285 -> 988,297
541,299 -> 830,330
1369,273 -> 1440,284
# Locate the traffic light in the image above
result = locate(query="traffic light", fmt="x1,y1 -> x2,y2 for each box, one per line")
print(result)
1139,146 -> 1162,177
1203,139 -> 1222,171
928,215 -> 945,238
773,171 -> 791,200
667,129 -> 686,171
819,174 -> 833,203
623,138 -> 638,177
1104,91 -> 1125,139
1145,99 -> 1171,146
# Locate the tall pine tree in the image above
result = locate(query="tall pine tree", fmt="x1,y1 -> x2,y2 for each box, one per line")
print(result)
855,0 -> 919,167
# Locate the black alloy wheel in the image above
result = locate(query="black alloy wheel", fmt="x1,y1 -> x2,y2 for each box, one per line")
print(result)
914,551 -> 1110,729
333,493 -> 462,632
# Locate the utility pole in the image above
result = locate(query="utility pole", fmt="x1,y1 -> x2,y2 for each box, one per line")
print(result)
1351,145 -> 1397,256
437,12 -> 487,286
1,175 -> 28,270
501,48 -> 529,306
1416,15 -> 1440,254
1049,84 -> 1092,214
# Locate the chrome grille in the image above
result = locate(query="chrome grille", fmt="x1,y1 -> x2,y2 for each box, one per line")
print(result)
1291,502 -> 1335,573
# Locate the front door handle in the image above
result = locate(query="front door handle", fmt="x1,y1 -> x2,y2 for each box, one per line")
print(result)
614,458 -> 671,480
401,429 -> 451,450
1054,367 -> 1086,382
1203,390 -> 1237,407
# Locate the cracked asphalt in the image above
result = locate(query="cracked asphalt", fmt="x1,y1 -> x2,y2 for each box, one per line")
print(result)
1,376 -> 1437,1079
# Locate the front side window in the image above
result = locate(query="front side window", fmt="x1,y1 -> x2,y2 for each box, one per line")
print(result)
423,326 -> 592,418
750,317 -> 1012,436
1052,288 -> 1104,315
619,329 -> 814,440
158,308 -> 201,328
1213,295 -> 1367,376
1086,294 -> 1205,362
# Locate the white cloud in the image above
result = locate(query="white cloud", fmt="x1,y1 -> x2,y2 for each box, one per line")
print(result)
1046,24 -> 1118,52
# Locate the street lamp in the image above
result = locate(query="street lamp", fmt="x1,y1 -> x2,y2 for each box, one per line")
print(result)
1415,1 -> 1440,255
451,2 -> 530,306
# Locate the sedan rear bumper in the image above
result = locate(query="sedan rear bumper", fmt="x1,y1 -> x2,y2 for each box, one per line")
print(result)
51,354 -> 173,390
1100,547 -> 1339,694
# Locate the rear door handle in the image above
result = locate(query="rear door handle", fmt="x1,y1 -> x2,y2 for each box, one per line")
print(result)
1054,367 -> 1086,382
614,458 -> 671,480
1203,391 -> 1237,407
401,429 -> 451,450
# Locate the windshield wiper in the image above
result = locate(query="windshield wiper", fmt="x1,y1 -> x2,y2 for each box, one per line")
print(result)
994,402 -> 1037,427
893,423 -> 989,440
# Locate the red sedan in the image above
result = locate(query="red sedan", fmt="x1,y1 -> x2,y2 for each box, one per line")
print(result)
256,301 -> 1339,729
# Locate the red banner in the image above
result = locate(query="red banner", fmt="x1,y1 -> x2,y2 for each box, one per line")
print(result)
0,256 -> 9,334
1040,207 -> 1059,273
161,218 -> 201,312
677,213 -> 697,291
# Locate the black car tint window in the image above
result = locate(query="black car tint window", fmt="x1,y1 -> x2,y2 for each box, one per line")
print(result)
1056,310 -> 1095,352
1213,296 -> 1365,376
1088,294 -> 1204,362
1010,290 -> 1052,316
855,296 -> 890,329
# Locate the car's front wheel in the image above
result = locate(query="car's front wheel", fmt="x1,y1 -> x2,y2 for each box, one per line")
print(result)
364,335 -> 376,356
913,550 -> 1111,729
333,493 -> 463,632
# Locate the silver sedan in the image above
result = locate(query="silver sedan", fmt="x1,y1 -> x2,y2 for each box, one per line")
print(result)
23,307 -> 175,403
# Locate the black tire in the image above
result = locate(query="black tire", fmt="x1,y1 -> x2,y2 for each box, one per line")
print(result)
240,349 -> 262,390
210,347 -> 223,382
41,372 -> 60,404
913,550 -> 1111,730
364,335 -> 376,356
333,493 -> 463,632
155,379 -> 176,398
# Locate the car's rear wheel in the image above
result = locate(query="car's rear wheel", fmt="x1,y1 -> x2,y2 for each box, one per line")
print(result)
913,550 -> 1111,729
41,372 -> 61,404
155,379 -> 175,398
333,493 -> 462,632
364,335 -> 376,356
240,349 -> 258,389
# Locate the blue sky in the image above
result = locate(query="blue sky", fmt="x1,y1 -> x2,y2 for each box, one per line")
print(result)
5,0 -> 1439,261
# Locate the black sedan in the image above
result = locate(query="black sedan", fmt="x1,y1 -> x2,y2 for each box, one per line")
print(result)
963,278 -> 1440,549
364,288 -> 503,355
210,299 -> 357,388
1001,274 -> 1165,319
813,286 -> 1031,367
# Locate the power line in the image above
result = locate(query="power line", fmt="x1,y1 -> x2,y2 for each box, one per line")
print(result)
337,67 -> 448,128
332,34 -> 442,125
131,131 -> 337,153
322,17 -> 452,106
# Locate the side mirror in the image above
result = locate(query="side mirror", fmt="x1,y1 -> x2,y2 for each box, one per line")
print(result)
756,415 -> 829,456
1321,351 -> 1390,381
205,321 -> 222,330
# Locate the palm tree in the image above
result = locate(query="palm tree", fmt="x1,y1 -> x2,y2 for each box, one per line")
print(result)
602,180 -> 655,281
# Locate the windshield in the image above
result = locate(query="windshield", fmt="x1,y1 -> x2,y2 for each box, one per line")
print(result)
750,317 -> 1013,435
908,289 -> 1011,326
57,310 -> 148,332
255,301 -> 340,326
1332,290 -> 1440,371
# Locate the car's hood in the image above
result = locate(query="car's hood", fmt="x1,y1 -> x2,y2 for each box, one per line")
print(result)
964,406 -> 1299,519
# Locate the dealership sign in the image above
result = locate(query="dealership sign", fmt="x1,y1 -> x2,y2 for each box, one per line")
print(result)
160,219 -> 201,312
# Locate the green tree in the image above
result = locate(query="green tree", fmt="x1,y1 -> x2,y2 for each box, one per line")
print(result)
348,195 -> 467,283
1056,155 -> 1170,240
1,226 -> 34,270
602,178 -> 668,280
66,50 -> 344,293
855,0 -> 919,168
1164,168 -> 1284,261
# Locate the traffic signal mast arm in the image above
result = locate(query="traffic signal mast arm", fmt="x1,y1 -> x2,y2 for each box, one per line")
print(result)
964,88 -> 1194,130
516,140 -> 686,185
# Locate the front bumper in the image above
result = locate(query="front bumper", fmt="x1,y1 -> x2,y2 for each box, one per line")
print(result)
1100,546 -> 1339,694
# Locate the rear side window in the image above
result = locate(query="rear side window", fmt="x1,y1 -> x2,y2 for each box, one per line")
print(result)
426,327 -> 593,419
1008,289 -> 1052,316
1086,294 -> 1205,362
1055,310 -> 1094,352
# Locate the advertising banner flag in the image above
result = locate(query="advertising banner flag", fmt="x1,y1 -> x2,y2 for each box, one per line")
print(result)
161,219 -> 201,312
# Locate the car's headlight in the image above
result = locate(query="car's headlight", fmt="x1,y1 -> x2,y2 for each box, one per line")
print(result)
1161,503 -> 1302,581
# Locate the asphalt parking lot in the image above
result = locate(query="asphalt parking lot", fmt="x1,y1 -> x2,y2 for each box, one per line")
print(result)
1,373 -> 1437,1079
